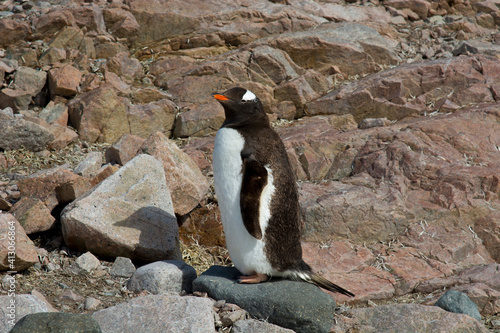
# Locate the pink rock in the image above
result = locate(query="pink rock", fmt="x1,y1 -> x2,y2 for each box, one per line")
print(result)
47,26 -> 84,50
0,19 -> 30,48
39,47 -> 67,67
61,154 -> 181,263
384,0 -> 431,19
48,64 -> 82,98
302,241 -> 397,302
32,9 -> 76,40
47,124 -> 79,150
105,134 -> 145,166
127,99 -> 176,138
306,55 -> 500,121
10,197 -> 56,234
0,88 -> 32,111
70,5 -> 106,34
68,86 -> 130,143
17,164 -> 80,211
90,164 -> 120,187
56,177 -> 92,204
0,213 -> 39,271
140,132 -> 209,215
130,88 -> 172,104
102,7 -> 140,38
173,102 -> 224,138
105,52 -> 143,84
454,283 -> 500,316
95,42 -> 128,59
104,71 -> 131,95
181,136 -> 215,174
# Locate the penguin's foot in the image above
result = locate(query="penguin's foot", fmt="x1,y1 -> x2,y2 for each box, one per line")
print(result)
238,273 -> 268,284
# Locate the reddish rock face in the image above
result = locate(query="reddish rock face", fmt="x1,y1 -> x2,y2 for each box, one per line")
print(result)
105,134 -> 146,166
0,19 -> 30,48
67,86 -> 130,143
0,213 -> 39,271
306,55 -> 500,121
48,64 -> 82,98
10,197 -> 56,234
140,132 -> 210,216
17,165 -> 80,211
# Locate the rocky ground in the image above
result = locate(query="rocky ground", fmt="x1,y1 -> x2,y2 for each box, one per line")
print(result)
1,0 -> 500,332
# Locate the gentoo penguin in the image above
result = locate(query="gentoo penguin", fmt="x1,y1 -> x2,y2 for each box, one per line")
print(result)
212,87 -> 354,297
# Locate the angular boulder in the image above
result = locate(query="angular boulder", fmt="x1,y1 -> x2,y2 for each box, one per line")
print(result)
0,213 -> 38,272
140,132 -> 209,215
10,197 -> 55,234
61,154 -> 181,263
17,164 -> 79,211
68,86 -> 130,143
0,118 -> 54,152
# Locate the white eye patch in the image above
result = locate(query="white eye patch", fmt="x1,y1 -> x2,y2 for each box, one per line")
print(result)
242,90 -> 256,101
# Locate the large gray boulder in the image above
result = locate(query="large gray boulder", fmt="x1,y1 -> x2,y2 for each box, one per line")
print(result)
61,154 -> 181,263
333,303 -> 488,333
10,313 -> 101,333
92,295 -> 215,333
193,266 -> 336,333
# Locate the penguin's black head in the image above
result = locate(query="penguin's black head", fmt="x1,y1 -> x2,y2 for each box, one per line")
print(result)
212,87 -> 269,128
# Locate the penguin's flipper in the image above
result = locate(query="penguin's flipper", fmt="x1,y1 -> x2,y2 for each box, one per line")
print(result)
240,153 -> 268,240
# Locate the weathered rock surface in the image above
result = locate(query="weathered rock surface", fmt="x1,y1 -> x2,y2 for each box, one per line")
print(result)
417,264 -> 500,316
332,303 -> 488,333
231,319 -> 295,333
127,260 -> 197,295
61,154 -> 181,263
10,197 -> 55,234
92,295 -> 215,333
13,67 -> 47,97
17,164 -> 79,211
0,293 -> 58,333
105,134 -> 145,166
10,313 -> 102,333
47,124 -> 78,150
68,86 -> 130,143
127,99 -> 177,138
173,102 -> 224,138
193,265 -> 336,333
1,0 -> 500,330
0,117 -> 54,152
140,132 -> 209,215
306,55 -> 500,121
0,213 -> 39,272
73,151 -> 103,177
70,251 -> 101,275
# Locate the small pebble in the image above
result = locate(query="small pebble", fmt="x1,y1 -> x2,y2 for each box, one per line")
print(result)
85,297 -> 102,311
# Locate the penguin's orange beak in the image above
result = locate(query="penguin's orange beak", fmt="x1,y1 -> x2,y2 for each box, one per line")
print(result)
212,93 -> 229,101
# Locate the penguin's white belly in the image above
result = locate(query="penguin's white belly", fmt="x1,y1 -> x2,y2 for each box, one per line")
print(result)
213,127 -> 274,275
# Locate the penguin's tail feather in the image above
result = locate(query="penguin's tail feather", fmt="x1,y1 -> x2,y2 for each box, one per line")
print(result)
285,261 -> 354,297
309,274 -> 355,297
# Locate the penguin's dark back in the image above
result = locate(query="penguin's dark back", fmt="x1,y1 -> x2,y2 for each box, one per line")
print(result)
237,125 -> 304,271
